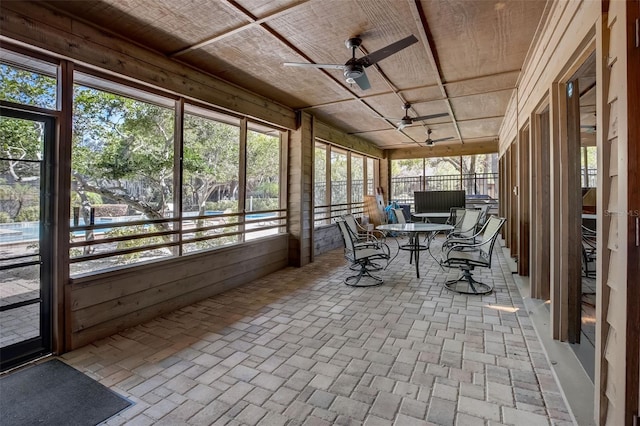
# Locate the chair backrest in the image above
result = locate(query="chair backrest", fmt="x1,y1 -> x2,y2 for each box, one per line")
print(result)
336,219 -> 357,257
449,207 -> 467,230
477,216 -> 506,263
391,208 -> 407,224
457,209 -> 481,237
474,204 -> 491,226
342,214 -> 362,237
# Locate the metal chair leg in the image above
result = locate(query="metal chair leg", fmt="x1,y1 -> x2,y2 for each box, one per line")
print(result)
444,266 -> 492,295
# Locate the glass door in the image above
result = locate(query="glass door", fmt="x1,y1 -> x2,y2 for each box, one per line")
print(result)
0,108 -> 54,370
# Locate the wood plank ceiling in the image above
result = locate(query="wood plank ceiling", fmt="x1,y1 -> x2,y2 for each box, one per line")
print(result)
41,0 -> 548,151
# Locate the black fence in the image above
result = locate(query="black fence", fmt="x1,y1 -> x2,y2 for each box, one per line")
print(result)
391,173 -> 499,207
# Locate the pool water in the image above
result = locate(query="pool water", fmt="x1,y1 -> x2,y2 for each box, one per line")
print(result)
0,212 -> 278,244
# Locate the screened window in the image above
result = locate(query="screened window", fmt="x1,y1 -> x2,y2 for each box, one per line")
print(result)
366,157 -> 375,195
330,148 -> 347,207
70,77 -> 176,275
245,123 -> 283,241
0,49 -> 57,110
351,154 -> 364,205
181,106 -> 240,253
313,141 -> 378,227
4,50 -> 287,278
314,142 -> 329,225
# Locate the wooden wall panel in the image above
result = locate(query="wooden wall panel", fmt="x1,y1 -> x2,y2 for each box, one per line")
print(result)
314,121 -> 384,159
595,11 -> 613,423
288,112 -> 313,266
386,140 -> 498,160
599,0 -> 629,421
624,1 -> 640,423
509,143 -> 518,256
562,78 -> 583,344
531,109 -> 551,300
68,235 -> 289,349
518,126 -> 530,276
499,1 -> 600,152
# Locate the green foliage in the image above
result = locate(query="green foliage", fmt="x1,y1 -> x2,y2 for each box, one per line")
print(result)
106,225 -> 164,264
70,191 -> 102,207
205,200 -> 238,212
248,197 -> 279,211
182,113 -> 240,212
0,64 -> 56,109
15,206 -> 39,221
0,212 -> 12,223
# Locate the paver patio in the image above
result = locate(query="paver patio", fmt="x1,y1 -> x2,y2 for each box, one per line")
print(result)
60,236 -> 575,425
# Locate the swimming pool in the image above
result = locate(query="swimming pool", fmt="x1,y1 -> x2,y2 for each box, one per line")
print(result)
0,212 -> 279,244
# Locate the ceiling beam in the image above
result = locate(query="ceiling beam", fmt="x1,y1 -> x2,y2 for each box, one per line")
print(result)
386,139 -> 498,159
168,0 -> 311,57
300,85 -> 517,111
408,0 -> 464,144
349,115 -> 507,135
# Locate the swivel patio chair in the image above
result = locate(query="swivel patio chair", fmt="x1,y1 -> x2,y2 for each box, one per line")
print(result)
342,214 -> 385,245
441,216 -> 506,295
446,208 -> 481,240
337,219 -> 390,287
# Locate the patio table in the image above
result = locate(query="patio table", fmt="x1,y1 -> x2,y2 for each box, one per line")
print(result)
412,212 -> 451,222
377,223 -> 453,278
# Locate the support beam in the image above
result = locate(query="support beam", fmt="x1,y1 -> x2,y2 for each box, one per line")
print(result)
408,0 -> 464,144
386,139 -> 498,160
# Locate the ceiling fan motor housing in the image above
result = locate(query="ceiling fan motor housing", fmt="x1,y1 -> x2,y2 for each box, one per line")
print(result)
343,62 -> 364,79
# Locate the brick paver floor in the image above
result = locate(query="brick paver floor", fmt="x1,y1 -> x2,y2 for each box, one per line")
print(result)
61,237 -> 575,425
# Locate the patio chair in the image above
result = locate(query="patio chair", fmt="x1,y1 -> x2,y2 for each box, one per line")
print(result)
582,225 -> 597,277
473,204 -> 491,231
336,219 -> 390,287
342,214 -> 385,245
391,207 -> 410,224
441,216 -> 506,295
446,208 -> 481,240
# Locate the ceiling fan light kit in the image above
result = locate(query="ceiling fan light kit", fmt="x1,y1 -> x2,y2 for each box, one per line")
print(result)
380,103 -> 449,131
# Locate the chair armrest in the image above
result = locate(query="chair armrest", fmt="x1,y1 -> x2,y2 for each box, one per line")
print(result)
443,236 -> 493,257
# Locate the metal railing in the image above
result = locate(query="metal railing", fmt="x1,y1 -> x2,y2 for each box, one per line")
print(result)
391,172 -> 499,207
313,202 -> 364,227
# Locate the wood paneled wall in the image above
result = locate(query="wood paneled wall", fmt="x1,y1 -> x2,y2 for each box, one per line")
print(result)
499,0 -> 639,424
68,235 -> 288,349
288,112 -> 314,267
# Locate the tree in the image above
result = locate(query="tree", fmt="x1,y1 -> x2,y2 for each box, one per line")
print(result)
72,85 -> 175,247
246,130 -> 280,209
0,66 -> 51,221
183,113 -> 239,215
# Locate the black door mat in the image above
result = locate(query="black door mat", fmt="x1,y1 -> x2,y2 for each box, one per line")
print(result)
0,358 -> 132,425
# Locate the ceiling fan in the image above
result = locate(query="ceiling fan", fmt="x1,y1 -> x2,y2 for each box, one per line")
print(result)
381,103 -> 449,131
424,128 -> 453,146
283,35 -> 419,90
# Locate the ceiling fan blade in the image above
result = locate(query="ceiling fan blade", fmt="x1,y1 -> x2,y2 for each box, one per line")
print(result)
432,136 -> 454,143
283,62 -> 345,70
411,112 -> 449,122
396,122 -> 408,132
352,72 -> 371,90
358,35 -> 419,67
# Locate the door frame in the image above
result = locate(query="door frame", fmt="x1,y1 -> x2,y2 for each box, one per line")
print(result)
0,107 -> 55,370
625,1 -> 640,422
